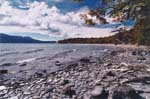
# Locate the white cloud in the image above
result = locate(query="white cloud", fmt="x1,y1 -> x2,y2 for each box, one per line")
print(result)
51,0 -> 64,2
0,0 -> 5,4
0,1 -> 117,40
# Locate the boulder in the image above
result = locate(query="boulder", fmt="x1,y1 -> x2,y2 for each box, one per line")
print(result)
109,84 -> 145,99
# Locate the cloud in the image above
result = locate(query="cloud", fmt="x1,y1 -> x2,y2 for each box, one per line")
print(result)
0,1 -> 119,40
51,0 -> 64,3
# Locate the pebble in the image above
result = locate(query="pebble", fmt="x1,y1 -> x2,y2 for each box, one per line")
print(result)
0,48 -> 149,99
147,68 -> 150,72
24,91 -> 31,95
0,86 -> 6,91
120,62 -> 128,66
8,96 -> 18,99
59,79 -> 70,85
91,86 -> 107,99
55,61 -> 62,66
33,96 -> 41,99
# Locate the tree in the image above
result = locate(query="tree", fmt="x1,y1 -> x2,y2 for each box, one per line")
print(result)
73,0 -> 150,45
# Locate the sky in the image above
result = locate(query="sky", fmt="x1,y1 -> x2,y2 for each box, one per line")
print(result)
0,0 -> 135,41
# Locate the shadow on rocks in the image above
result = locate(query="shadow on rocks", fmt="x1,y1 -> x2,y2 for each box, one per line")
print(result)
109,84 -> 146,99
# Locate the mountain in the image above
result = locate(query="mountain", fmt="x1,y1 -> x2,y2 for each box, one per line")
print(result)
0,33 -> 56,43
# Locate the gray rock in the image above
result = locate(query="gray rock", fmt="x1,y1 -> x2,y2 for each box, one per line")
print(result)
91,86 -> 108,99
59,79 -> 70,85
44,87 -> 54,94
61,84 -> 76,97
8,96 -> 18,99
109,84 -> 145,99
106,71 -> 115,77
24,91 -> 31,95
0,70 -> 8,74
104,63 -> 112,66
0,63 -> 13,66
80,57 -> 90,63
33,96 -> 41,99
19,63 -> 26,67
132,51 -> 137,55
35,70 -> 47,77
55,61 -> 62,66
0,86 -> 7,91
110,51 -> 117,56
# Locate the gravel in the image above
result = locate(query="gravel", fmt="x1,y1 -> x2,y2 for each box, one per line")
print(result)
0,46 -> 149,99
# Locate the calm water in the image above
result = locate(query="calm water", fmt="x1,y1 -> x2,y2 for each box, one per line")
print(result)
0,43 -> 111,65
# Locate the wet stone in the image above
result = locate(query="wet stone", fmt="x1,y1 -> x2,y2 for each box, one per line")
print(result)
110,51 -> 118,56
0,63 -> 13,66
55,61 -> 62,66
0,70 -> 8,74
80,57 -> 90,63
19,63 -> 27,67
67,62 -> 78,69
35,70 -> 47,77
106,71 -> 115,77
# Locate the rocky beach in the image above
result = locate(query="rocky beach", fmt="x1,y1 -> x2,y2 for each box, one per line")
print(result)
0,44 -> 150,99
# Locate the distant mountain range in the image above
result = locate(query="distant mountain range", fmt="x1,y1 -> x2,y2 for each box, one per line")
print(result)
0,33 -> 56,43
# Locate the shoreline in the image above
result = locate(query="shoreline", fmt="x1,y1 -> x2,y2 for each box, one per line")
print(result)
0,45 -> 150,99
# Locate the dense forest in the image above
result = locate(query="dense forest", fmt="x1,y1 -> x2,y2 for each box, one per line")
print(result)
59,0 -> 150,46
